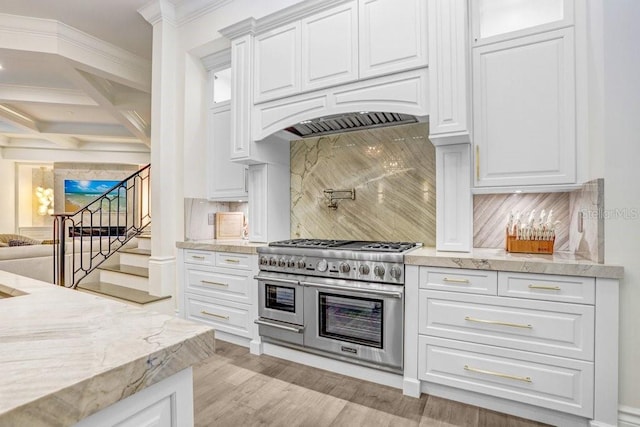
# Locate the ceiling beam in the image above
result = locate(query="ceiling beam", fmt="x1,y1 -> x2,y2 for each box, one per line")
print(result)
0,104 -> 80,149
0,84 -> 97,106
64,66 -> 151,146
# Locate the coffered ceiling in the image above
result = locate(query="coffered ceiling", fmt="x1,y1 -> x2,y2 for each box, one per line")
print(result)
0,0 -> 154,160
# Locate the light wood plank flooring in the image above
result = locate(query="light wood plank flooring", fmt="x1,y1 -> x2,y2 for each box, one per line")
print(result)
193,340 -> 551,427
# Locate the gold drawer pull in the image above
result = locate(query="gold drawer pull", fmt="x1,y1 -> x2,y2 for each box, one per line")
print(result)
201,280 -> 228,287
191,255 -> 205,260
465,316 -> 532,329
528,284 -> 561,291
224,258 -> 240,264
464,365 -> 532,383
443,277 -> 470,284
200,310 -> 229,320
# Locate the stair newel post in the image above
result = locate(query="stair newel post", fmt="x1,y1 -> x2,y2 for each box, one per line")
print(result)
54,215 -> 67,287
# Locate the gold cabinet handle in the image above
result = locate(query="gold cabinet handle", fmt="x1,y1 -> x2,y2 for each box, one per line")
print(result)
528,284 -> 561,291
443,277 -> 470,284
200,310 -> 229,320
201,280 -> 229,287
475,145 -> 480,181
225,258 -> 240,264
464,365 -> 532,383
191,255 -> 205,260
464,316 -> 532,329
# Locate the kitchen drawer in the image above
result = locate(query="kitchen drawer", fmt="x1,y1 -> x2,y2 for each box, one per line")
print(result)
185,267 -> 252,304
184,293 -> 252,338
420,267 -> 497,295
184,250 -> 215,266
498,272 -> 595,305
419,290 -> 595,360
418,336 -> 594,417
215,252 -> 252,270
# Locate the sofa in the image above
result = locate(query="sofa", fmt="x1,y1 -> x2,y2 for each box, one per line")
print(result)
0,234 -> 57,282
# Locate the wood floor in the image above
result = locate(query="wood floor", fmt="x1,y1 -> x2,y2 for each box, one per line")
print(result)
193,340 -> 551,427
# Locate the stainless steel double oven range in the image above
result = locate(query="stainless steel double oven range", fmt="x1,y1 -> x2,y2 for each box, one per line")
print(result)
255,239 -> 419,373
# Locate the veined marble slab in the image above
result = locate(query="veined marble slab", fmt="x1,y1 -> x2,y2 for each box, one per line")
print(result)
405,247 -> 623,279
0,271 -> 215,427
177,239 -> 266,254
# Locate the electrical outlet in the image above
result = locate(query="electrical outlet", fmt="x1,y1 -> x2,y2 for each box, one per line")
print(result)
208,212 -> 215,225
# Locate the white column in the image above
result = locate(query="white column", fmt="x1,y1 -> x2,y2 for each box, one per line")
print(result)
139,1 -> 180,303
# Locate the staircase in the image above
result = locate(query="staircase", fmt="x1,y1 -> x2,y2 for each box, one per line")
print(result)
76,233 -> 174,314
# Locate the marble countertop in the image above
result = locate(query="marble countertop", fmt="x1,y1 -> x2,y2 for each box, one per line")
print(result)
0,271 -> 215,427
405,247 -> 623,279
176,239 -> 266,254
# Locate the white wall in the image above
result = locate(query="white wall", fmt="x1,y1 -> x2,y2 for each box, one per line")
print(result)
602,0 -> 640,411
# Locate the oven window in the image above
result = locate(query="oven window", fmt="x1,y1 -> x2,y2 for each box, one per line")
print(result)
319,293 -> 383,348
265,284 -> 296,313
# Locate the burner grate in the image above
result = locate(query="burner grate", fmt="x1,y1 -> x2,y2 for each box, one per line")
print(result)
269,239 -> 354,248
359,242 -> 418,252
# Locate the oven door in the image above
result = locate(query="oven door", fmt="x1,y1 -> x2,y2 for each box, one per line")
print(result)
302,278 -> 404,371
256,273 -> 304,325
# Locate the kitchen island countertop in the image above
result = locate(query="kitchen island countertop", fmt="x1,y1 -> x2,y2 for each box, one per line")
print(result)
405,247 -> 623,279
0,271 -> 215,426
177,239 -> 267,254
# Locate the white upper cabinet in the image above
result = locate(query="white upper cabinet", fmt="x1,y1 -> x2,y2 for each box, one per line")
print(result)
359,0 -> 428,79
301,2 -> 358,92
202,52 -> 248,201
208,103 -> 248,201
254,23 -> 301,104
473,28 -> 576,188
471,0 -> 573,45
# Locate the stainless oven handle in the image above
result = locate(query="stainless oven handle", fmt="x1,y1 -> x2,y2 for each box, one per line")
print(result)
300,281 -> 403,299
253,275 -> 299,286
254,319 -> 304,333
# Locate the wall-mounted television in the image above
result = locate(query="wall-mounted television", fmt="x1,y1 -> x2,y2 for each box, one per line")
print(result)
64,180 -> 126,213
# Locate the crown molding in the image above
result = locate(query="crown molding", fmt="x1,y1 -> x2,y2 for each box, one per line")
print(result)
254,0 -> 350,34
219,0 -> 351,39
138,0 -> 176,26
0,13 -> 151,91
219,17 -> 257,39
201,48 -> 230,71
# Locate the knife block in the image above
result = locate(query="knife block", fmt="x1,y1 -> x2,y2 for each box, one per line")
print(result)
506,231 -> 554,254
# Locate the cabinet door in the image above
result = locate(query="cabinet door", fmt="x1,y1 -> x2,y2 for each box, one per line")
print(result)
230,34 -> 252,160
474,28 -> 576,187
254,22 -> 301,103
301,1 -> 358,92
359,0 -> 428,79
208,103 -> 248,200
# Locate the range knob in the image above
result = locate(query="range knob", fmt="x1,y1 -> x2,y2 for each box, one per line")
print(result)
358,264 -> 370,275
389,265 -> 402,280
259,256 -> 268,265
373,265 -> 385,278
287,259 -> 296,268
278,258 -> 286,267
339,262 -> 351,273
269,257 -> 277,266
316,259 -> 328,272
297,259 -> 306,269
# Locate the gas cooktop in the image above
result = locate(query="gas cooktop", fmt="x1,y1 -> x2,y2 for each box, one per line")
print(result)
269,239 -> 419,253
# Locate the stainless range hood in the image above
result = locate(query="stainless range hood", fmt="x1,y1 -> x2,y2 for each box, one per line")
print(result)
284,111 -> 418,138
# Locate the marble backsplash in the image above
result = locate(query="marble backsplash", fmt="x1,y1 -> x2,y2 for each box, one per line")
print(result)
290,123 -> 436,245
473,179 -> 604,262
184,198 -> 248,241
474,192 -> 571,251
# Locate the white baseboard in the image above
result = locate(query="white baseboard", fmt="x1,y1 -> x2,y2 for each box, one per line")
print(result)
619,405 -> 640,427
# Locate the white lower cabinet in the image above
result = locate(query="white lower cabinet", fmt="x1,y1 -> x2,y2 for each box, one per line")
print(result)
418,336 -> 594,417
181,249 -> 258,343
411,266 -> 616,424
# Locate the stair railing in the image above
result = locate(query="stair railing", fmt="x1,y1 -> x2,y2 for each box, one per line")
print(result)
52,164 -> 151,288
